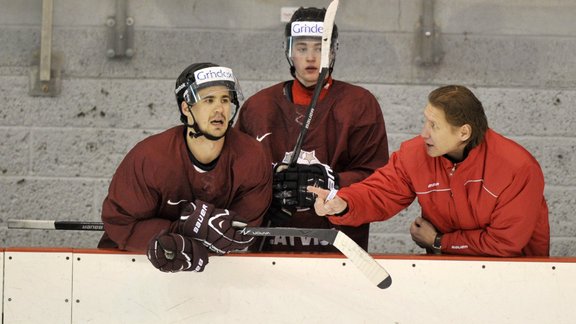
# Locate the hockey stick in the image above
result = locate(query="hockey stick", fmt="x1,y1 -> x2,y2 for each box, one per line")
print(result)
7,219 -> 105,231
7,219 -> 392,289
237,226 -> 392,289
288,0 -> 339,166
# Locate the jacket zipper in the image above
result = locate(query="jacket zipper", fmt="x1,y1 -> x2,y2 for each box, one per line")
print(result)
449,163 -> 457,176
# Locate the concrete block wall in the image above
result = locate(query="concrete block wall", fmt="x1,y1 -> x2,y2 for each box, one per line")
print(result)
0,0 -> 574,256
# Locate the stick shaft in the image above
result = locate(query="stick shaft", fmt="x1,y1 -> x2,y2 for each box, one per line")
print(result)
289,67 -> 329,165
8,219 -> 104,231
8,218 -> 391,288
9,220 -> 338,241
288,0 -> 338,165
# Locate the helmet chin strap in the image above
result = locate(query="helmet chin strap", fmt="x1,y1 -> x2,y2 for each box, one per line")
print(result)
185,106 -> 227,142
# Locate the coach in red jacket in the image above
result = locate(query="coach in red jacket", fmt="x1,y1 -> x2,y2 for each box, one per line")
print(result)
310,85 -> 550,257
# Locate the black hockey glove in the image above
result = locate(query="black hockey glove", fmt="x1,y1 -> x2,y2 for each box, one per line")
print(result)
179,200 -> 254,254
272,163 -> 339,208
147,232 -> 208,272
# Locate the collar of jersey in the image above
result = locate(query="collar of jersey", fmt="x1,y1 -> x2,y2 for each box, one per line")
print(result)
292,76 -> 333,106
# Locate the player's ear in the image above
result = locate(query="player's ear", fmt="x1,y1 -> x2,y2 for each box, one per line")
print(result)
181,102 -> 196,125
459,124 -> 472,142
183,102 -> 198,121
181,102 -> 190,116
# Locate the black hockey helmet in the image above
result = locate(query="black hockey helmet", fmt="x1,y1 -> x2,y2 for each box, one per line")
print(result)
284,7 -> 339,77
174,62 -> 243,125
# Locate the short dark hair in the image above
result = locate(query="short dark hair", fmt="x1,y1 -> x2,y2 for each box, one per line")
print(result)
428,85 -> 489,148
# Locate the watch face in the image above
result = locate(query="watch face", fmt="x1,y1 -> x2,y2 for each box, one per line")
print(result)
433,234 -> 442,249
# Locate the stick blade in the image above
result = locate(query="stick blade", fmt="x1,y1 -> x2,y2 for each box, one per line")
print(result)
320,0 -> 339,68
333,231 -> 392,289
378,275 -> 393,289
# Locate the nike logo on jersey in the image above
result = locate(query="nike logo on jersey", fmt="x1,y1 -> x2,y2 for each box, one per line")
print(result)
167,199 -> 187,205
256,132 -> 272,142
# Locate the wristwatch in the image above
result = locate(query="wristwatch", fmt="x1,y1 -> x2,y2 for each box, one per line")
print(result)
432,233 -> 443,255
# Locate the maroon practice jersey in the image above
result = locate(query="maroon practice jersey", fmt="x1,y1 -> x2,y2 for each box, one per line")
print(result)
98,125 -> 272,251
237,80 -> 389,252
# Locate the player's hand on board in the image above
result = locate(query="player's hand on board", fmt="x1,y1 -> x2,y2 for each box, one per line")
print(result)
147,231 -> 209,272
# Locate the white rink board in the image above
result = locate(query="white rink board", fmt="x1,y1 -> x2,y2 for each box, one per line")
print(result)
71,253 -> 380,323
0,252 -> 3,316
1,250 -> 575,324
3,251 -> 73,324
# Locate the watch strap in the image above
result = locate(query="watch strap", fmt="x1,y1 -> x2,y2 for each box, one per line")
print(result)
432,233 -> 443,254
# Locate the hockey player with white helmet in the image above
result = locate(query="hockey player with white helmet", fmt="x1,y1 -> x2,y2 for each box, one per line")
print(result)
237,7 -> 389,252
99,62 -> 272,272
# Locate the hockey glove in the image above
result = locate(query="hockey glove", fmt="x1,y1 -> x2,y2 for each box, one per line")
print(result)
179,200 -> 254,254
272,163 -> 339,208
147,232 -> 208,272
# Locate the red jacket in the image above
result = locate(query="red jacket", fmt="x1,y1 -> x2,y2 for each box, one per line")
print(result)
331,129 -> 550,257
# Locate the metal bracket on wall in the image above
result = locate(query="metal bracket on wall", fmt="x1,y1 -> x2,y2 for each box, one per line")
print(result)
29,0 -> 62,97
415,0 -> 443,66
106,0 -> 135,59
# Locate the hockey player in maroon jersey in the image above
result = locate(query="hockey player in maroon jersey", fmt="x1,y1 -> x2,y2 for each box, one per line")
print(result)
237,7 -> 389,252
310,85 -> 550,257
99,63 -> 272,272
